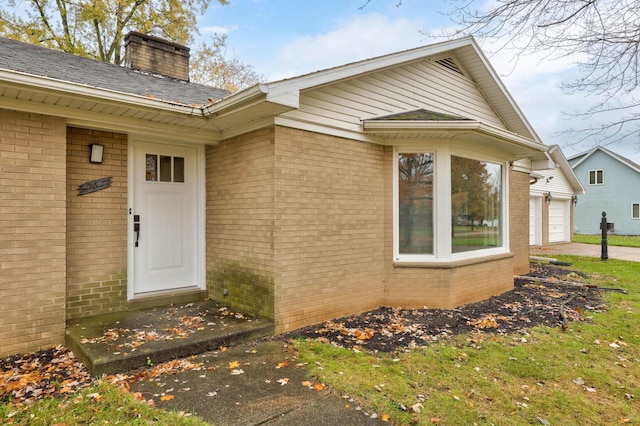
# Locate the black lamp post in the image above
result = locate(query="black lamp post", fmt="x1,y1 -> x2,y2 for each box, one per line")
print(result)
600,211 -> 609,261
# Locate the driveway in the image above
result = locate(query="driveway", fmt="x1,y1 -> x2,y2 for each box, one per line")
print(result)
530,242 -> 640,262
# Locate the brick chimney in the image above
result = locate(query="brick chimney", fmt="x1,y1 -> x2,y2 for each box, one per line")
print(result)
124,31 -> 190,81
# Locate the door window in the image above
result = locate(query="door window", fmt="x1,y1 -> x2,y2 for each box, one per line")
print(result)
145,153 -> 185,183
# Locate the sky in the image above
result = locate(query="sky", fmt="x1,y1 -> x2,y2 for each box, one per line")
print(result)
196,0 -> 640,163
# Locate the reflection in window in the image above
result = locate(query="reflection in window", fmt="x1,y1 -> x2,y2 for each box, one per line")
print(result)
145,154 -> 157,181
451,156 -> 502,253
145,154 -> 185,183
398,153 -> 434,254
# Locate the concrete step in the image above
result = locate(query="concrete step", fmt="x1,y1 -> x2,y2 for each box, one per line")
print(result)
65,301 -> 274,376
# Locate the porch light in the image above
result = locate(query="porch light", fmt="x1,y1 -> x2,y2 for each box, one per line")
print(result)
544,192 -> 552,202
572,195 -> 578,205
90,143 -> 104,164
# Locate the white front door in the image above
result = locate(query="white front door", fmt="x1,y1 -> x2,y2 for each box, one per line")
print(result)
131,142 -> 202,296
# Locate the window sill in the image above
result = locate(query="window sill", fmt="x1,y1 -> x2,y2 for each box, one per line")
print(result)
393,251 -> 514,269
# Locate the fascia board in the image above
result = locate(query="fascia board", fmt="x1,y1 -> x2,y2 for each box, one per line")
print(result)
548,145 -> 586,194
465,39 -> 543,143
0,69 -> 203,115
263,37 -> 475,96
362,119 -> 546,154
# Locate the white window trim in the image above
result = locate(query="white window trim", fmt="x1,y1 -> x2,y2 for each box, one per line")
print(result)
588,169 -> 604,185
393,145 -> 510,264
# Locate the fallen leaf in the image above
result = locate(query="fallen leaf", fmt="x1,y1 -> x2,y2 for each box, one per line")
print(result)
277,378 -> 289,386
160,395 -> 174,401
381,413 -> 391,422
230,369 -> 245,375
228,361 -> 240,369
276,361 -> 289,369
301,380 -> 313,387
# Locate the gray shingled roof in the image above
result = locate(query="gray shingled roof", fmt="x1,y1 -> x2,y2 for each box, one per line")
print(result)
0,36 -> 228,107
370,109 -> 472,121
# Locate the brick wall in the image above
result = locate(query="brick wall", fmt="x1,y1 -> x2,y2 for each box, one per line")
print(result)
0,109 -> 67,356
206,127 -> 277,320
273,127 -> 386,332
509,169 -> 531,275
66,128 -> 128,319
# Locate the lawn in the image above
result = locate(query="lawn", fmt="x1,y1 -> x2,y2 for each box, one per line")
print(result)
574,233 -> 640,247
296,255 -> 640,425
2,256 -> 638,425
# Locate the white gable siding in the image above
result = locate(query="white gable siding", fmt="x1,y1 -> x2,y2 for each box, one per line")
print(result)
278,58 -> 506,139
531,166 -> 576,198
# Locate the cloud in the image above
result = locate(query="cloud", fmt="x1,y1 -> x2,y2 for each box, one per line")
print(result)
266,13 -> 429,80
199,24 -> 239,35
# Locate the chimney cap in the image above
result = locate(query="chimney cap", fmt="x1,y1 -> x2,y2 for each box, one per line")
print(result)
124,31 -> 190,54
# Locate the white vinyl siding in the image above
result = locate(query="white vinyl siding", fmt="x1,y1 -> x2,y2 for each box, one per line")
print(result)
287,58 -> 507,137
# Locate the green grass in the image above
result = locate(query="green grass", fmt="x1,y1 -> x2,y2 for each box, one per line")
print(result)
0,381 -> 209,426
295,256 -> 640,425
574,233 -> 640,247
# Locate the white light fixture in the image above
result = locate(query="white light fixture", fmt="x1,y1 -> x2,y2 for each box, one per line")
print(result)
90,143 -> 104,164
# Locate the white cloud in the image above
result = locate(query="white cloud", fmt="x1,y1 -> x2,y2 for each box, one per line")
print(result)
200,24 -> 239,35
265,13 -> 429,80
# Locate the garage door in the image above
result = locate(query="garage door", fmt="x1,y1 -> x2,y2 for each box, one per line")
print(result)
549,200 -> 569,243
529,197 -> 541,246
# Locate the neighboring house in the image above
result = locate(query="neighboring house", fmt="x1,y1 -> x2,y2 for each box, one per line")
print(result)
529,145 -> 585,246
568,146 -> 640,235
0,33 -> 550,357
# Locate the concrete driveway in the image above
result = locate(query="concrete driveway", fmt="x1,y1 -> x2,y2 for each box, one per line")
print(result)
530,242 -> 640,262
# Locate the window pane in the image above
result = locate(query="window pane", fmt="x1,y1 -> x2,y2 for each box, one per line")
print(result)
174,157 -> 185,183
633,203 -> 639,219
398,153 -> 434,254
597,170 -> 603,184
451,156 -> 502,253
160,156 -> 172,182
145,154 -> 157,181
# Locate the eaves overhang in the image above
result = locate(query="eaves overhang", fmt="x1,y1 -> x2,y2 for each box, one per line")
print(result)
0,68 -> 205,114
362,119 -> 547,160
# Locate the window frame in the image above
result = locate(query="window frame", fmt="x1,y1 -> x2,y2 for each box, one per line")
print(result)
588,169 -> 604,185
393,146 -> 509,264
632,203 -> 640,220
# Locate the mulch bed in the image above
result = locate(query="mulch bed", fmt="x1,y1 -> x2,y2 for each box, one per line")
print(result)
1,262 -> 606,406
279,262 -> 606,352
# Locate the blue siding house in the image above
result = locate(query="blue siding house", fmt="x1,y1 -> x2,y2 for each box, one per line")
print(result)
568,146 -> 640,235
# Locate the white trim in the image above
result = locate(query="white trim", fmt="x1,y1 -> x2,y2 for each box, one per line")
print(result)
127,137 -> 206,300
393,145 -> 509,264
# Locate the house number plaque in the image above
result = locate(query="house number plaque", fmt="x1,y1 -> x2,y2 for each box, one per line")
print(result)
78,176 -> 112,195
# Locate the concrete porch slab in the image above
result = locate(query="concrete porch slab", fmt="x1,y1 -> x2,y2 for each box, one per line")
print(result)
65,301 -> 274,377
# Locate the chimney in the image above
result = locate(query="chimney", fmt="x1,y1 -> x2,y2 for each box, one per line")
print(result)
124,31 -> 190,81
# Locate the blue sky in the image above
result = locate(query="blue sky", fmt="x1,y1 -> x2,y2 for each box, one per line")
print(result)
196,0 -> 640,163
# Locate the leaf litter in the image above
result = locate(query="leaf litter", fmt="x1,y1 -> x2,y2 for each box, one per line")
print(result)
1,263 -> 606,410
280,262 -> 607,352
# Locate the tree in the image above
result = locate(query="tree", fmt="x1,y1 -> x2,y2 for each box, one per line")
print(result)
190,34 -> 265,92
0,0 -> 228,65
446,0 -> 640,146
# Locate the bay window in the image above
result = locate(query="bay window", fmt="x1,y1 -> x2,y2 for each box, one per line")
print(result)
394,148 -> 506,262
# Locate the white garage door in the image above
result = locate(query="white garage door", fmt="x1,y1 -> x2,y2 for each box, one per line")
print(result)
529,197 -> 542,246
549,200 -> 569,243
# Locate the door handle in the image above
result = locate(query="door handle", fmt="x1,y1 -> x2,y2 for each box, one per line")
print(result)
134,215 -> 141,247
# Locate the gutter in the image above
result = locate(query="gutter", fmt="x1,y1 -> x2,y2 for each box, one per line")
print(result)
0,68 -> 205,116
